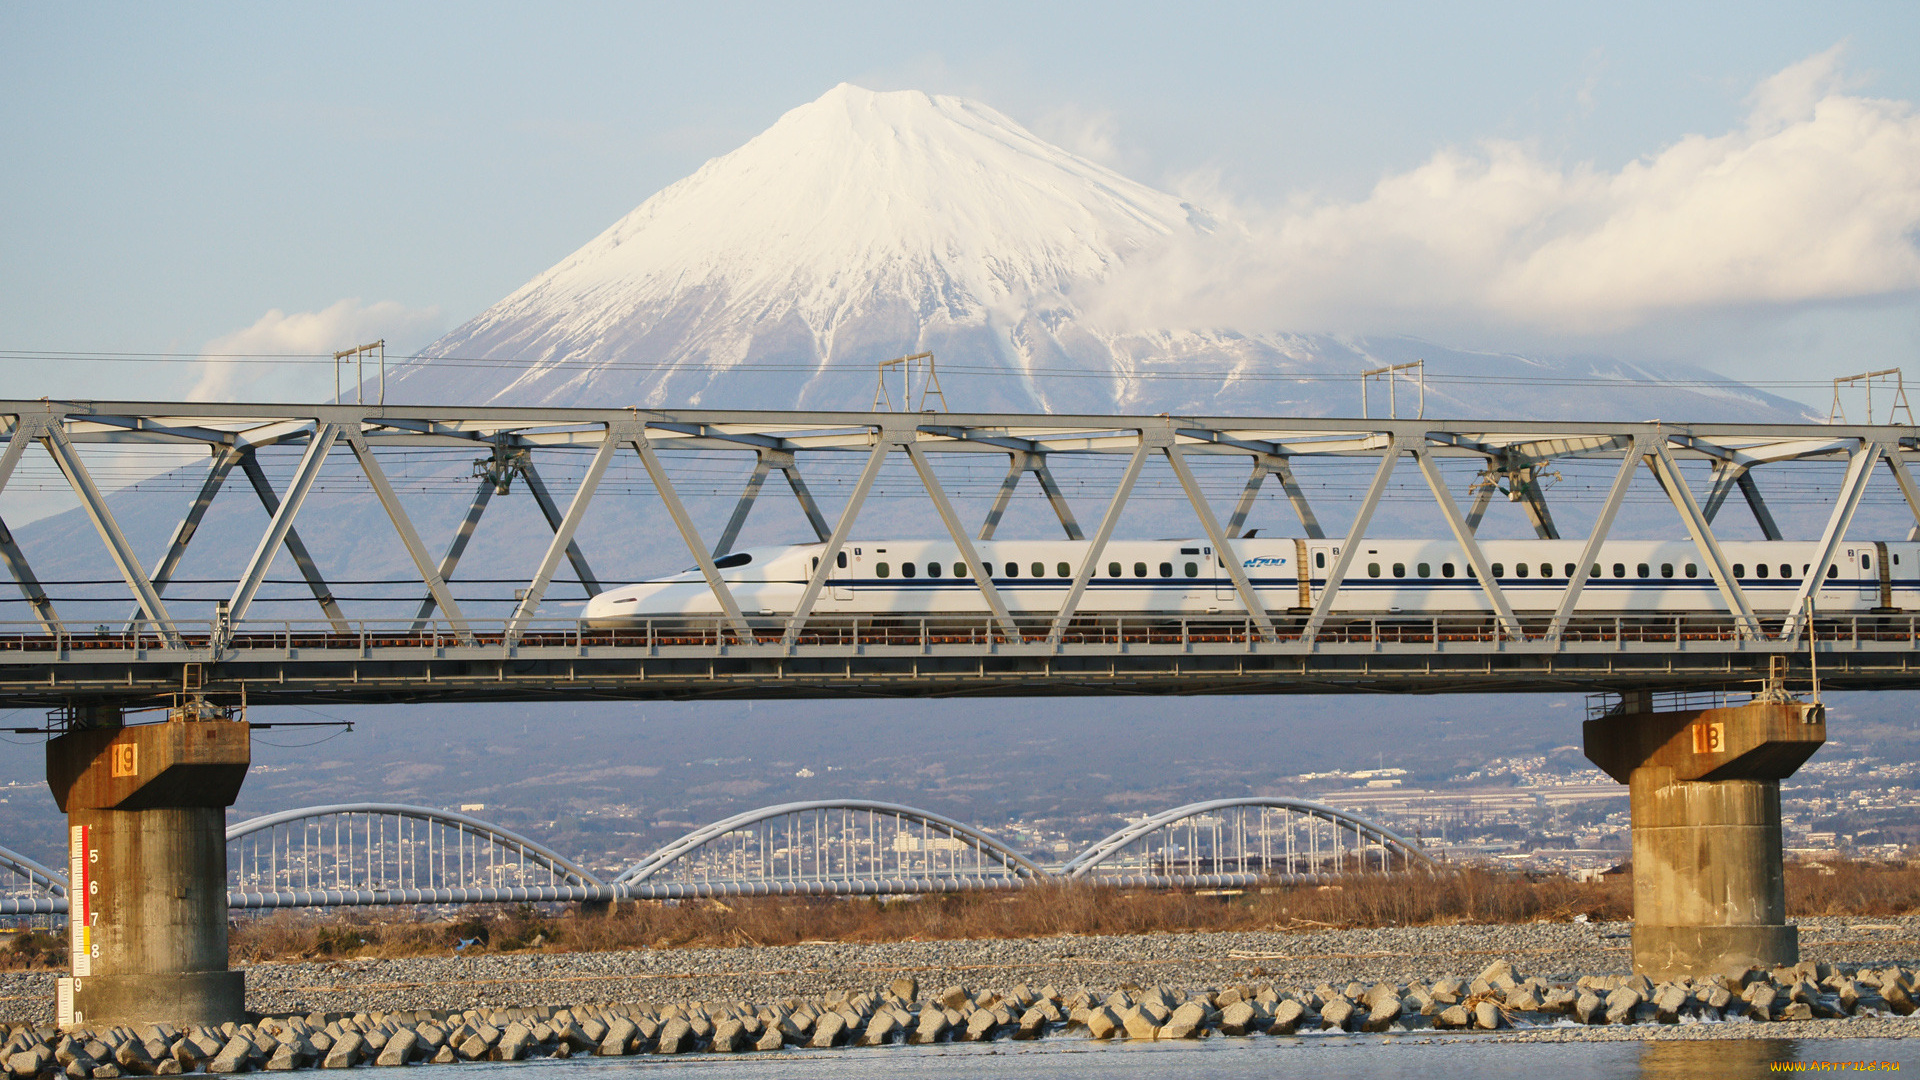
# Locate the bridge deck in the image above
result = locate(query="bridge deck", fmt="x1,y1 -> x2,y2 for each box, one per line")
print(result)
1,614 -> 1911,705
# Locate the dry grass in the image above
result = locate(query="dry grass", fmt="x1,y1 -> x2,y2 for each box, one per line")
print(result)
1787,857 -> 1920,917
224,866 -> 1644,963
2,859 -> 1904,969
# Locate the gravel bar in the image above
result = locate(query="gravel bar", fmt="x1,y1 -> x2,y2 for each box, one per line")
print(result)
0,916 -> 1911,1051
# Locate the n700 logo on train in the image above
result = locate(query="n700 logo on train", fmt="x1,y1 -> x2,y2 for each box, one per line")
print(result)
1243,557 -> 1288,568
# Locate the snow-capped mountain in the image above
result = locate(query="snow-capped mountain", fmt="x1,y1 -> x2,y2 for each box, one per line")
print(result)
388,84 -> 1812,421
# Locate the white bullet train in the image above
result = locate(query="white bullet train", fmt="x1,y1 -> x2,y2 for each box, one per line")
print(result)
581,537 -> 1917,623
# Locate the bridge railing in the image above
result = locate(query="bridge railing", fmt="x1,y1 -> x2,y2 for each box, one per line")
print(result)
3,612 -> 1916,655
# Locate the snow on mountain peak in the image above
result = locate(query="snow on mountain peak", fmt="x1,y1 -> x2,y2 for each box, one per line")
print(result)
390,85 -> 1812,422
394,84 -> 1207,409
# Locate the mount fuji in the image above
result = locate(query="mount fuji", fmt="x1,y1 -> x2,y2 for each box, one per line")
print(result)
387,84 -> 1811,421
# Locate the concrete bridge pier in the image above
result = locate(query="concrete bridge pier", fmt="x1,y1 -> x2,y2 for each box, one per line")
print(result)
1584,686 -> 1826,982
46,706 -> 251,1028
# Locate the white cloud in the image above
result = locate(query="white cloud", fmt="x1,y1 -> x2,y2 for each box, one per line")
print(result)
189,298 -> 443,402
1091,46 -> 1920,339
1031,102 -> 1124,167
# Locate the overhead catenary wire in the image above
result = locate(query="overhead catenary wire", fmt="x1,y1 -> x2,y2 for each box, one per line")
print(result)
0,348 -> 1864,392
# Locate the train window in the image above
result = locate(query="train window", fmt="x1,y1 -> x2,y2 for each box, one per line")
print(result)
1315,551 -> 1326,569
837,551 -> 848,569
714,552 -> 753,568
1393,563 -> 1406,577
1780,563 -> 1792,579
876,562 -> 891,578
927,562 -> 941,578
1159,562 -> 1174,578
1863,553 -> 1873,569
954,563 -> 967,578
812,557 -> 819,571
1514,563 -> 1528,578
1827,564 -> 1838,578
1058,562 -> 1071,578
1612,563 -> 1626,578
1490,562 -> 1505,577
1755,564 -> 1767,579
1006,562 -> 1019,578
1685,563 -> 1698,578
1367,562 -> 1381,578
902,562 -> 917,578
1134,562 -> 1148,578
1108,561 -> 1122,577
1441,562 -> 1456,578
1636,564 -> 1649,578
1568,563 -> 1579,578
1541,563 -> 1554,578
1417,563 -> 1430,577
1660,564 -> 1673,578
1185,562 -> 1199,578
1591,565 -> 1602,579
1733,563 -> 1745,577
1031,561 -> 1045,578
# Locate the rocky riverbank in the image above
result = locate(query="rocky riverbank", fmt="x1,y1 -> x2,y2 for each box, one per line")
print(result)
0,917 -> 1911,1069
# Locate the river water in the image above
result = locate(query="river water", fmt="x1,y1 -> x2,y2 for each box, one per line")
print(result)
451,1035 -> 1909,1078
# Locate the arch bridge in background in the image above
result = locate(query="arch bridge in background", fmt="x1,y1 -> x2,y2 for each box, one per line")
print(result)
1063,797 -> 1437,889
613,799 -> 1047,898
0,796 -> 1431,914
0,843 -> 67,916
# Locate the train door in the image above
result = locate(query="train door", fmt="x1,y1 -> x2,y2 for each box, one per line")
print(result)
1848,546 -> 1877,606
1215,544 -> 1236,602
831,549 -> 853,601
1305,543 -> 1336,605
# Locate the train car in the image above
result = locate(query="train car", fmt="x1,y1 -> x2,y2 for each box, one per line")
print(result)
580,537 -> 1918,624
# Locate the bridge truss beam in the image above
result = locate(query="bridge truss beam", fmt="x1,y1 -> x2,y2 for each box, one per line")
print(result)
2,402 -> 1918,707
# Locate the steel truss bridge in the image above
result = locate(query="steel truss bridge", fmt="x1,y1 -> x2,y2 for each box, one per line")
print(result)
2,401 -> 1920,706
0,796 -> 1431,915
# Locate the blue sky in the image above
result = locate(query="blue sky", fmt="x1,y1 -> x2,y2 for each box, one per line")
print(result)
3,1 -> 1918,404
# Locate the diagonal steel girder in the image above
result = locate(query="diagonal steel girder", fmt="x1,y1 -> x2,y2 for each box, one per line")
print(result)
0,415 -> 62,633
626,428 -> 752,642
506,432 -> 620,644
1646,438 -> 1758,639
1546,439 -> 1644,641
1411,448 -> 1522,640
235,449 -> 350,631
38,420 -> 180,644
344,429 -> 471,638
229,425 -> 345,626
1303,437 -> 1403,644
1048,441 -> 1149,645
413,477 -> 495,629
1880,450 -> 1920,542
131,444 -> 243,631
714,449 -> 833,555
1224,454 -> 1325,540
905,439 -> 1019,642
1779,439 -> 1882,640
519,457 -> 603,595
713,452 -> 776,556
783,442 -> 890,647
1701,462 -> 1784,540
978,452 -> 1084,541
1164,442 -> 1276,642
779,460 -> 833,542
